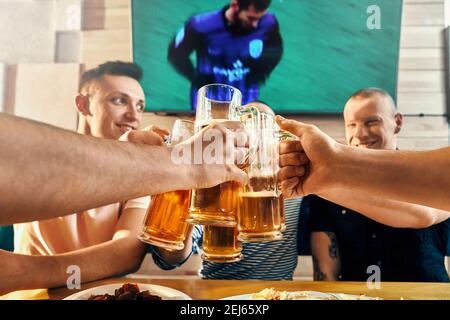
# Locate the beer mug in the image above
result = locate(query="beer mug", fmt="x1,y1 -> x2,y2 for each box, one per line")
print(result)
276,130 -> 299,232
201,225 -> 243,263
237,112 -> 283,242
139,120 -> 195,251
187,84 -> 244,227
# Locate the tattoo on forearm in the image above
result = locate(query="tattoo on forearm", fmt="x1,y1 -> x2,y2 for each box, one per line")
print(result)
325,232 -> 339,259
312,256 -> 326,281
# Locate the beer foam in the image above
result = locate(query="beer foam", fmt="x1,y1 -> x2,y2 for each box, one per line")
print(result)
239,191 -> 278,198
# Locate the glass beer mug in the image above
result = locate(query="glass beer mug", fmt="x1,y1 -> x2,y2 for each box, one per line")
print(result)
201,225 -> 243,263
187,84 -> 243,227
237,112 -> 283,242
276,130 -> 299,232
139,119 -> 195,251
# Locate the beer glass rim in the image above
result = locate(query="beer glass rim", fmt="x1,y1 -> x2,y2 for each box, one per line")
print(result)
170,119 -> 195,145
197,83 -> 242,102
198,83 -> 240,93
244,104 -> 276,117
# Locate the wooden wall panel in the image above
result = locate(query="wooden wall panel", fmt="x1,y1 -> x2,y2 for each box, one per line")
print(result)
398,48 -> 444,70
56,31 -> 81,63
402,3 -> 444,26
83,0 -> 130,9
0,1 -> 56,63
397,92 -> 446,115
404,0 -> 443,3
398,70 -> 445,93
83,7 -> 130,30
56,0 -> 82,31
0,64 -> 5,113
400,26 -> 444,48
80,29 -> 132,69
12,63 -> 81,130
400,116 -> 448,137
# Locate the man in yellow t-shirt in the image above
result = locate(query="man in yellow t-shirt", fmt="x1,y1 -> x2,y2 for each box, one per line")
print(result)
14,61 -> 166,287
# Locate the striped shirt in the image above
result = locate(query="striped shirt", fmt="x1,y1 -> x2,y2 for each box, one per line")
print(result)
151,197 -> 302,280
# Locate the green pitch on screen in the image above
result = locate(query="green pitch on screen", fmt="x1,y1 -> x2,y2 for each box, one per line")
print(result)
132,0 -> 402,113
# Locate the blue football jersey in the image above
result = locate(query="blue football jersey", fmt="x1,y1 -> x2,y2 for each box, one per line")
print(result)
168,7 -> 283,108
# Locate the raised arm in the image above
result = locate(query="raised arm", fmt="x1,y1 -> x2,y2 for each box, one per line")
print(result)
327,147 -> 450,212
0,114 -> 248,225
0,206 -> 148,295
319,189 -> 450,228
276,117 -> 450,212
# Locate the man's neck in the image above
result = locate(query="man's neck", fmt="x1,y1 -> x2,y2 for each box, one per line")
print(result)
77,120 -> 90,136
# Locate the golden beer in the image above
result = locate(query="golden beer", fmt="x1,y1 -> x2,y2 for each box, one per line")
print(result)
190,83 -> 243,227
279,194 -> 286,232
202,225 -> 243,263
237,190 -> 282,242
188,181 -> 239,227
139,190 -> 191,251
210,101 -> 231,119
188,120 -> 240,226
139,119 -> 194,251
236,112 -> 282,242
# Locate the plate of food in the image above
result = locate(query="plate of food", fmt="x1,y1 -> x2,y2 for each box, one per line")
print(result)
221,288 -> 335,300
221,288 -> 381,300
326,293 -> 381,300
63,283 -> 192,300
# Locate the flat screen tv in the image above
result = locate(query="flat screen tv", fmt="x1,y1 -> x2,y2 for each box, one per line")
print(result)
132,0 -> 402,114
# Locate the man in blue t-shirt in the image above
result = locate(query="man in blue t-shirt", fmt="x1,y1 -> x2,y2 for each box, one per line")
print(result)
168,0 -> 283,108
307,88 -> 450,282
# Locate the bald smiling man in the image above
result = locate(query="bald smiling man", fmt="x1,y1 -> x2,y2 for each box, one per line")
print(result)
281,88 -> 450,282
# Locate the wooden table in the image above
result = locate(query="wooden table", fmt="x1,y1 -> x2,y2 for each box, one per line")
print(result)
37,277 -> 450,300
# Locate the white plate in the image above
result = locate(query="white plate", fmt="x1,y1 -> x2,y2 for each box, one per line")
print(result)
220,294 -> 253,300
63,283 -> 192,300
328,293 -> 381,300
221,291 -> 335,300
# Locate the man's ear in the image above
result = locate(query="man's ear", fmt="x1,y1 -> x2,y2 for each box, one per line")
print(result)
75,94 -> 91,116
230,0 -> 239,12
394,112 -> 403,134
